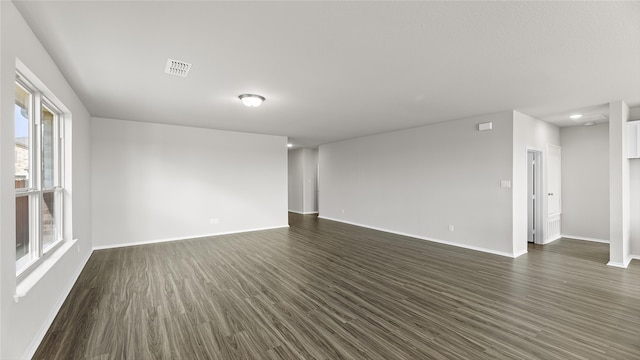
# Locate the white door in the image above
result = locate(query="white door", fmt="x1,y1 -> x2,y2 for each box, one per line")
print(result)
527,151 -> 537,243
547,145 -> 561,215
546,144 -> 562,241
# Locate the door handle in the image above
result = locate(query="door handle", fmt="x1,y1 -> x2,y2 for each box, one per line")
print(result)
548,193 -> 554,196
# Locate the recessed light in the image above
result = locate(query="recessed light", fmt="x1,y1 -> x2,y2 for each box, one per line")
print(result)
238,94 -> 265,107
569,114 -> 583,119
287,143 -> 293,148
584,122 -> 595,126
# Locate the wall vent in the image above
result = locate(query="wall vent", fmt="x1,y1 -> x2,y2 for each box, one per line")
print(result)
164,59 -> 192,77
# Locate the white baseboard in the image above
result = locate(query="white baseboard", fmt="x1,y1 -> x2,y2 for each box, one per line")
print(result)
607,258 -> 632,268
561,234 -> 609,244
93,225 -> 290,250
607,253 -> 638,268
288,210 -> 319,215
318,216 -> 517,258
607,261 -> 626,268
23,246 -> 93,360
542,235 -> 561,245
513,249 -> 528,258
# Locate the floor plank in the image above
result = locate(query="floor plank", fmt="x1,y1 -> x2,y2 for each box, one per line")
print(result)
33,213 -> 640,359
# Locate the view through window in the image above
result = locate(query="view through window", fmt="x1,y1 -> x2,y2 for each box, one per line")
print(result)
15,75 -> 65,276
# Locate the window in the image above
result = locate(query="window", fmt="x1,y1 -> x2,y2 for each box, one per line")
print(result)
15,74 -> 65,277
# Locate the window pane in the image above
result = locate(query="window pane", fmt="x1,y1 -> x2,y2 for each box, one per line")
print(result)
42,192 -> 58,251
42,105 -> 56,188
15,83 -> 31,189
16,196 -> 30,262
14,72 -> 68,277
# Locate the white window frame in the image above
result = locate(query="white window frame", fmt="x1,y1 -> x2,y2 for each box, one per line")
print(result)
15,72 -> 66,280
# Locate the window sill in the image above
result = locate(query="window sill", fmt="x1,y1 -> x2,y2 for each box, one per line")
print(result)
14,238 -> 78,303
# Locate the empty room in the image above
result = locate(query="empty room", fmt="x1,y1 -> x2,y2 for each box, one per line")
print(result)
1,1 -> 639,359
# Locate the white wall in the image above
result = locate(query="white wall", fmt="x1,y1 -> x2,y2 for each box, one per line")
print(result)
560,123 -> 609,241
629,106 -> 640,258
0,2 -> 93,359
609,101 -> 631,267
512,111 -> 561,255
92,118 -> 288,248
630,159 -> 639,256
303,148 -> 318,213
288,149 -> 304,212
319,111 -> 516,256
288,148 -> 318,214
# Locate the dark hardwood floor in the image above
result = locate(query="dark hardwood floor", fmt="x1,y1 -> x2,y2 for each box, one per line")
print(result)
34,213 -> 640,359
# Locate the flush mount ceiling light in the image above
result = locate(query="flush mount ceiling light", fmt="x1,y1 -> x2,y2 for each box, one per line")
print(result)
238,94 -> 265,107
584,122 -> 595,126
569,114 -> 583,119
287,143 -> 293,148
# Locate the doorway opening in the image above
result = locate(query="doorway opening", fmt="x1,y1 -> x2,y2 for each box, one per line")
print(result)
527,150 -> 544,244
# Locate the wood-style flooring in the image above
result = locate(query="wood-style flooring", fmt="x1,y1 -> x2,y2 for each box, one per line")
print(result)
34,213 -> 640,359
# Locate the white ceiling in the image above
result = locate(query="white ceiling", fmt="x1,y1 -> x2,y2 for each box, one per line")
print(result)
13,1 -> 640,148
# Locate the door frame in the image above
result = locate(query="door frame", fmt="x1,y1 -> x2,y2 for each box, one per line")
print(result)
527,149 -> 544,244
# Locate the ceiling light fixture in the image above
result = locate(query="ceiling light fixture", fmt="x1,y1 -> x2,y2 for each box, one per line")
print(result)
238,94 -> 265,107
584,122 -> 595,126
287,143 -> 293,148
569,114 -> 583,119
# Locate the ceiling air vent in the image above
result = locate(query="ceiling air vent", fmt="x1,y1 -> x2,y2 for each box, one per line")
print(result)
164,59 -> 192,77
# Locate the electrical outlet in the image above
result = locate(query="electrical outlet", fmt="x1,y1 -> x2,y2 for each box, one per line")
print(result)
209,218 -> 219,224
341,209 -> 345,214
449,225 -> 455,232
